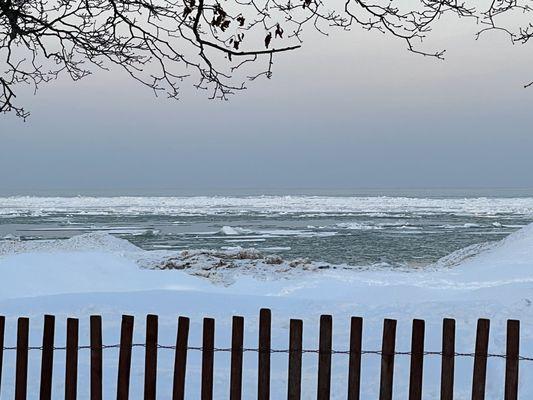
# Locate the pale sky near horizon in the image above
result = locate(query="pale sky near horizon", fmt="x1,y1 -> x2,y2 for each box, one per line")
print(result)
1,19 -> 533,194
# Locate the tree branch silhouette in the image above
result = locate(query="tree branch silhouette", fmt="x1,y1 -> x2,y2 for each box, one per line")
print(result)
0,0 -> 530,118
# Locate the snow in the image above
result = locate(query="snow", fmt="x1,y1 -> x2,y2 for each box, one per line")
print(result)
3,195 -> 533,217
2,225 -> 533,398
218,226 -> 252,235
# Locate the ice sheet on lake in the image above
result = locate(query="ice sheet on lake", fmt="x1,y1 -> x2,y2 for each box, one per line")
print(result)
3,195 -> 533,217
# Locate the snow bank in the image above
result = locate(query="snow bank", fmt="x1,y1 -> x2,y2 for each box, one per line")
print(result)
2,224 -> 533,300
0,231 -> 141,255
2,225 -> 533,398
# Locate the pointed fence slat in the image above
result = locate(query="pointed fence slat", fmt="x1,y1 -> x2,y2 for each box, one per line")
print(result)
258,308 -> 271,400
408,319 -> 425,400
317,315 -> 333,400
201,318 -> 215,400
347,317 -> 363,400
471,319 -> 490,400
440,318 -> 455,400
90,315 -> 103,400
0,315 -> 5,394
117,315 -> 134,400
504,320 -> 519,400
0,312 -> 528,399
287,319 -> 303,400
39,315 -> 55,400
15,317 -> 29,400
172,316 -> 190,400
230,316 -> 244,400
65,318 -> 79,400
144,314 -> 158,400
379,319 -> 397,400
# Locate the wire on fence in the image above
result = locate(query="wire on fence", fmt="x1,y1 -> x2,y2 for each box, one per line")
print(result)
0,344 -> 530,360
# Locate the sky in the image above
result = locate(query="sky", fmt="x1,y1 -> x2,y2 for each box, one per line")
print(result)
1,18 -> 533,195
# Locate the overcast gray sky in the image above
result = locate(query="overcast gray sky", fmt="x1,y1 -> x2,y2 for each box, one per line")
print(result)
1,22 -> 533,195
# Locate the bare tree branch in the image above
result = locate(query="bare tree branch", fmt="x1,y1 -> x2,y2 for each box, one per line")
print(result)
0,0 -> 531,118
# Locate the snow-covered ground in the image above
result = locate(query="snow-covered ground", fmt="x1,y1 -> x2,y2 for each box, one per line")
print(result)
2,224 -> 533,398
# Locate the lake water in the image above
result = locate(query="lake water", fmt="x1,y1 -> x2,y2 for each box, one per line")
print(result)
2,189 -> 533,268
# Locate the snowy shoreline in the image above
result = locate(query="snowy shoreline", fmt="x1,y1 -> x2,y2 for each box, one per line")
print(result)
1,225 -> 533,398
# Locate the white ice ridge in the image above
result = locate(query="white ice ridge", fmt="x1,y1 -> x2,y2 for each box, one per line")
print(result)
2,195 -> 533,217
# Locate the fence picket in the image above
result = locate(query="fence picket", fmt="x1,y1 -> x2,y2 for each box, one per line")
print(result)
201,318 -> 215,400
230,316 -> 244,400
258,308 -> 272,400
15,317 -> 29,400
0,312 -> 527,399
117,315 -> 134,400
39,315 -> 55,400
504,320 -> 519,400
0,315 -> 4,394
471,319 -> 490,400
317,315 -> 333,400
144,315 -> 158,400
408,319 -> 425,400
172,316 -> 190,400
347,317 -> 362,400
379,319 -> 397,400
65,318 -> 79,400
90,316 -> 103,400
441,318 -> 455,400
287,319 -> 303,400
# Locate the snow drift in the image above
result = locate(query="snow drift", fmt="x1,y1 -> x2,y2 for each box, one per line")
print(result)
1,225 -> 533,398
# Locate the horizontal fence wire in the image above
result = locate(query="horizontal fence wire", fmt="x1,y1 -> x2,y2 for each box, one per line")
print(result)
0,344 -> 529,360
0,314 -> 522,400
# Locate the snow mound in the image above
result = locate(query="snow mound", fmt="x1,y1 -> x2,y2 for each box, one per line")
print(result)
0,231 -> 141,257
451,222 -> 533,279
428,222 -> 533,274
429,241 -> 499,269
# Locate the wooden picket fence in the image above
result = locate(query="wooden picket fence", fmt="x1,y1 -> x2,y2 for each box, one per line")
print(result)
0,310 -> 522,399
